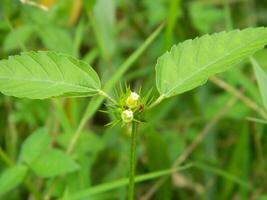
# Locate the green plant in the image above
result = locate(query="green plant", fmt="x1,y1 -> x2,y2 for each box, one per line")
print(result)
0,27 -> 267,199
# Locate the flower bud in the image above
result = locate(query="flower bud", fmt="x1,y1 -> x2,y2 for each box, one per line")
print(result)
126,92 -> 139,109
121,109 -> 134,123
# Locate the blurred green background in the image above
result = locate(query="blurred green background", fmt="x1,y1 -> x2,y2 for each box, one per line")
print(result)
0,0 -> 267,199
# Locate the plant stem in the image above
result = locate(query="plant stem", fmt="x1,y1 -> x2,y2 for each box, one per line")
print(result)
210,76 -> 267,120
66,23 -> 164,155
148,95 -> 165,109
98,90 -> 117,104
128,122 -> 138,200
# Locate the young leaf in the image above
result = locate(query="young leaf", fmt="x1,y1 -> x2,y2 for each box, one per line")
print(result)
31,149 -> 79,178
251,57 -> 267,110
0,51 -> 101,99
19,128 -> 51,164
156,27 -> 267,98
0,165 -> 28,195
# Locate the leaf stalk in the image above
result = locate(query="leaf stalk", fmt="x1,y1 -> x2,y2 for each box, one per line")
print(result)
148,95 -> 165,109
98,90 -> 117,104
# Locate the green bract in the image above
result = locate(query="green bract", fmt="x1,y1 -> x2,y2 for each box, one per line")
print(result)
155,27 -> 267,98
0,51 -> 101,99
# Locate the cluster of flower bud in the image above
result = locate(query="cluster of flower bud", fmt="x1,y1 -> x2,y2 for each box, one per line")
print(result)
121,92 -> 139,123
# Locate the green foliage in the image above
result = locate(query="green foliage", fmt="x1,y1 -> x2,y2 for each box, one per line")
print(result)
142,0 -> 167,27
0,1 -> 267,200
194,162 -> 250,189
0,51 -> 101,99
19,128 -> 51,164
38,27 -> 74,55
189,2 -> 224,33
17,128 -> 80,178
92,0 -> 117,62
155,28 -> 267,98
251,57 -> 267,110
3,25 -> 34,52
82,0 -> 97,11
31,149 -> 79,178
219,126 -> 250,199
66,164 -> 191,200
57,131 -> 104,155
0,165 -> 28,195
146,129 -> 172,200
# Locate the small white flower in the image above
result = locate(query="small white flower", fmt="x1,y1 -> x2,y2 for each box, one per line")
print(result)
121,109 -> 134,123
126,92 -> 140,108
130,92 -> 139,101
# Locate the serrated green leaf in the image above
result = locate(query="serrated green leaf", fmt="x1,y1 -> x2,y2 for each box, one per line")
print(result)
31,149 -> 79,178
0,165 -> 28,195
156,27 -> 267,98
19,128 -> 51,164
251,57 -> 267,110
0,51 -> 101,99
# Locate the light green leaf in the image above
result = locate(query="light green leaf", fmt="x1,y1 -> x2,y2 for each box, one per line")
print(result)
31,149 -> 79,178
0,165 -> 28,195
19,128 -> 51,164
156,27 -> 267,98
3,25 -> 34,52
251,57 -> 267,110
0,51 -> 101,99
38,26 -> 74,55
142,0 -> 167,27
189,2 -> 224,34
92,0 -> 117,61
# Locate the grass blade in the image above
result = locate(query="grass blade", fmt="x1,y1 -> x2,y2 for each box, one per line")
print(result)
65,164 -> 192,200
194,162 -> 251,190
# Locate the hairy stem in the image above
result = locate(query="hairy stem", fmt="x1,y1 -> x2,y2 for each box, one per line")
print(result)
128,122 -> 138,200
